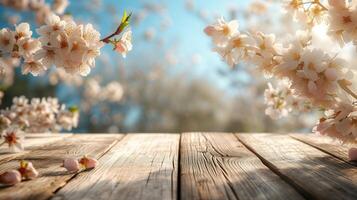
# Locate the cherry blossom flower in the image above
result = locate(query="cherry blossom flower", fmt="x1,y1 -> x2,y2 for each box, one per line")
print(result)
204,17 -> 238,46
214,33 -> 255,67
22,57 -> 46,76
14,23 -> 32,41
0,28 -> 15,52
264,81 -> 311,119
313,100 -> 357,143
17,38 -> 41,57
18,160 -> 39,180
36,14 -> 65,44
114,29 -> 132,58
0,126 -> 24,152
79,156 -> 98,169
0,170 -> 21,186
34,46 -> 56,68
251,32 -> 280,76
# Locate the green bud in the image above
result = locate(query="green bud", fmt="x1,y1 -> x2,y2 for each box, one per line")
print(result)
69,106 -> 79,113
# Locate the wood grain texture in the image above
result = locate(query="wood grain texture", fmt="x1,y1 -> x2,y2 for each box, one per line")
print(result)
290,133 -> 356,165
180,132 -> 303,200
0,134 -> 123,200
52,134 -> 180,200
237,133 -> 357,200
0,134 -> 72,165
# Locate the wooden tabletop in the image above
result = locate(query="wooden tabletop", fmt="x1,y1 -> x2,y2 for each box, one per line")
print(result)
0,133 -> 356,200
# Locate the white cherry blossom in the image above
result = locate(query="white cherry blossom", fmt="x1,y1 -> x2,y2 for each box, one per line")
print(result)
22,57 -> 46,76
17,38 -> 41,57
0,126 -> 24,152
14,23 -> 32,41
0,96 -> 78,133
314,100 -> 357,143
114,29 -> 132,58
204,17 -> 238,46
0,28 -> 15,52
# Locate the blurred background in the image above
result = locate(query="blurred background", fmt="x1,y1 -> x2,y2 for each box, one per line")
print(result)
0,0 -> 319,133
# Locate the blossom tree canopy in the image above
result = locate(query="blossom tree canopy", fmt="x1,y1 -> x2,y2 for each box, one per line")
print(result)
204,0 -> 357,144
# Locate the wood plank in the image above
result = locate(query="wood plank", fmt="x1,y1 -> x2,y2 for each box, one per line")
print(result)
237,133 -> 357,200
180,132 -> 303,200
0,134 -> 123,200
290,133 -> 356,165
0,134 -> 72,164
51,134 -> 179,200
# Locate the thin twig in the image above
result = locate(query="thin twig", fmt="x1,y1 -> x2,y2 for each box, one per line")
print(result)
100,12 -> 132,43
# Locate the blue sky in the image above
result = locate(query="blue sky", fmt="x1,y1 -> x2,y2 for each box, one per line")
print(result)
65,0 -> 251,89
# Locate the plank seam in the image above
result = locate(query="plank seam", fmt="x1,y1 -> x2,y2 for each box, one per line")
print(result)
50,134 -> 127,198
289,135 -> 357,167
234,134 -> 311,200
177,133 -> 182,200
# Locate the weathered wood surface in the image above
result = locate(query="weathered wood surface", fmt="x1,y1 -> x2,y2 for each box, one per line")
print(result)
0,134 -> 72,165
237,133 -> 357,200
180,132 -> 303,200
0,132 -> 356,200
52,134 -> 179,200
0,134 -> 123,200
290,133 -> 355,164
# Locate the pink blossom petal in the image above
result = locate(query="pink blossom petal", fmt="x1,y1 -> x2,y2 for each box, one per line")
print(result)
0,170 -> 21,185
63,158 -> 80,172
348,148 -> 357,161
79,156 -> 98,169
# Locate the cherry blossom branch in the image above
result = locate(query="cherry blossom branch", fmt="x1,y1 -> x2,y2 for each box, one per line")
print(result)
101,11 -> 132,43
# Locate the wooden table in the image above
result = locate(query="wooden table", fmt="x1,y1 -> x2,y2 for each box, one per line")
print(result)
0,133 -> 356,200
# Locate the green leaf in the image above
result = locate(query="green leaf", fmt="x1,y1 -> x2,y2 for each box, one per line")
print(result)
69,106 -> 79,113
117,11 -> 132,33
121,10 -> 127,23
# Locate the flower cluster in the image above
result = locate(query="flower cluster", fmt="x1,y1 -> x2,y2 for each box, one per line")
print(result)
314,100 -> 357,143
0,22 -> 42,75
284,0 -> 328,27
0,10 -> 133,80
0,14 -> 104,76
35,14 -> 104,76
0,0 -> 69,24
327,0 -> 357,46
0,96 -> 79,133
83,79 -> 124,103
206,18 -> 352,106
205,0 -> 357,144
274,37 -> 351,107
264,81 -> 311,119
285,0 -> 357,47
